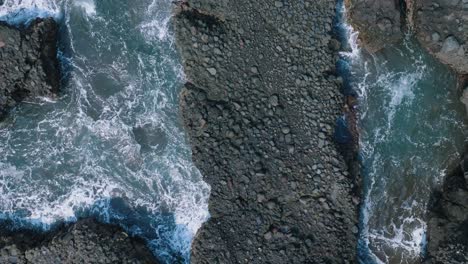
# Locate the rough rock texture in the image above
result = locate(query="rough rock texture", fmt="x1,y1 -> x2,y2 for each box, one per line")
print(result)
424,152 -> 468,264
346,0 -> 405,52
413,0 -> 468,76
0,18 -> 60,119
175,0 -> 360,263
0,219 -> 159,264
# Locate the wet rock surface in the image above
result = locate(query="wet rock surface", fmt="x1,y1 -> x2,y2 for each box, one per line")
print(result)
0,18 -> 60,119
346,0 -> 405,52
175,0 -> 360,263
0,219 -> 159,264
424,152 -> 468,264
413,0 -> 468,75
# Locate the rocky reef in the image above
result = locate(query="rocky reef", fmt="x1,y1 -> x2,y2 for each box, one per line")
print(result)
0,18 -> 61,119
0,219 -> 159,264
175,0 -> 360,263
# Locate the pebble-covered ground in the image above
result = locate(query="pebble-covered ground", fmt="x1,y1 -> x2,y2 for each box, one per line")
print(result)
175,0 -> 360,263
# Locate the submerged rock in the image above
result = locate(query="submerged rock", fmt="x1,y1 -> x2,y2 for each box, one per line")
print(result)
0,18 -> 61,119
0,219 -> 160,264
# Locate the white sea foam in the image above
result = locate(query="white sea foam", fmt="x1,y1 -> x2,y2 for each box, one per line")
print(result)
73,0 -> 96,16
139,0 -> 173,41
0,0 -> 61,24
0,0 -> 209,262
338,3 -> 361,61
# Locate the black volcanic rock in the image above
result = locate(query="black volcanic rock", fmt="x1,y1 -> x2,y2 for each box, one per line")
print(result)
0,18 -> 61,119
175,0 -> 360,263
0,219 -> 160,264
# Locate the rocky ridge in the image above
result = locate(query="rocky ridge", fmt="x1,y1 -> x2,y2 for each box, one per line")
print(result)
175,0 -> 360,263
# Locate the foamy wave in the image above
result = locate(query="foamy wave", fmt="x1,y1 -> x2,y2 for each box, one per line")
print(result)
73,0 -> 96,16
0,0 -> 61,24
0,0 -> 209,262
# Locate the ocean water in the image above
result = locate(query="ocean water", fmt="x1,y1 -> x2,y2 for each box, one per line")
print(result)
0,0 -> 209,263
336,3 -> 467,264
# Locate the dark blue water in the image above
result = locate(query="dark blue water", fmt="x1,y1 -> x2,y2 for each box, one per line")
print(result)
0,1 -> 209,263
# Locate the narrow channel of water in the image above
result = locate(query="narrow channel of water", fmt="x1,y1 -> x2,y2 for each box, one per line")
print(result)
336,3 -> 467,263
0,1 -> 209,262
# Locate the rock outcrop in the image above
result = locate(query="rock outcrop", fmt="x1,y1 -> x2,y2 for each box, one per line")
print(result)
0,18 -> 61,119
424,152 -> 468,264
0,219 -> 159,264
345,0 -> 405,52
346,0 -> 468,77
413,0 -> 468,76
175,0 -> 360,263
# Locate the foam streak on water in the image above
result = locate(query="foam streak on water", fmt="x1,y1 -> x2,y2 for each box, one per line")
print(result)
0,1 -> 209,262
336,2 -> 466,263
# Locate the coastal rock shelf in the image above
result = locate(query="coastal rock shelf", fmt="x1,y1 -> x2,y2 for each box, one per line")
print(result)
175,0 -> 360,263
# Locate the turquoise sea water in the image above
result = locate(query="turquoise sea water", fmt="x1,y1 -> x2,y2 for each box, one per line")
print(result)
336,4 -> 467,263
0,1 -> 209,262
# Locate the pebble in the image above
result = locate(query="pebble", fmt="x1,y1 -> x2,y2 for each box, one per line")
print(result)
207,67 -> 217,75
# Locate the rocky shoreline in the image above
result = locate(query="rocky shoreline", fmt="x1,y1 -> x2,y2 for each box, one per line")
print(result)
175,0 -> 360,263
1,0 -> 465,263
